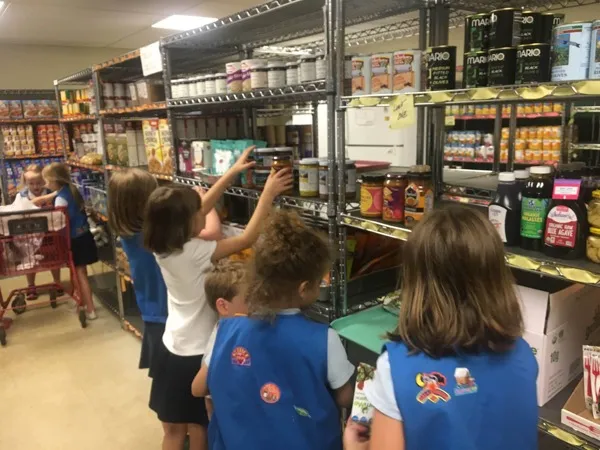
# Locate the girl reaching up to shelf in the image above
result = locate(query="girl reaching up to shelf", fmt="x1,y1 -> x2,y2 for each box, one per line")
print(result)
143,145 -> 293,450
107,168 -> 222,447
40,162 -> 98,320
343,205 -> 538,450
19,164 -> 62,299
196,210 -> 356,450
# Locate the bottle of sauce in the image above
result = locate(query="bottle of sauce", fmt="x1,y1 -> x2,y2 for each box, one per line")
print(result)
360,174 -> 385,218
543,167 -> 586,259
405,165 -> 433,227
514,169 -> 529,203
488,172 -> 520,246
382,173 -> 407,223
271,155 -> 293,195
520,166 -> 553,252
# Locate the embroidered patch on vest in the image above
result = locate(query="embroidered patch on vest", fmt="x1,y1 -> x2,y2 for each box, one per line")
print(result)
231,347 -> 251,366
260,383 -> 281,404
415,372 -> 451,403
294,406 -> 311,418
453,367 -> 478,396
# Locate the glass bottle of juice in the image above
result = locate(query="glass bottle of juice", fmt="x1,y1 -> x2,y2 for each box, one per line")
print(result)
489,172 -> 521,246
520,166 -> 553,252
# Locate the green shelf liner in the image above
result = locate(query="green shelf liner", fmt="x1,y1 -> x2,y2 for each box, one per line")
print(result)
331,306 -> 398,354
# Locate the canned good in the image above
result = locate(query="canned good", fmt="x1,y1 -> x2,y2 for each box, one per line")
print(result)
300,56 -> 317,83
286,62 -> 299,85
251,67 -> 268,90
215,73 -> 227,94
465,13 -> 490,52
488,47 -> 517,86
516,43 -> 551,84
267,62 -> 286,88
464,51 -> 488,87
589,20 -> 600,79
371,53 -> 393,94
393,50 -> 421,93
241,59 -> 266,91
543,102 -> 553,113
351,56 -> 371,94
315,54 -> 327,79
551,22 -> 592,81
521,11 -> 545,45
426,46 -> 456,90
489,8 -> 522,48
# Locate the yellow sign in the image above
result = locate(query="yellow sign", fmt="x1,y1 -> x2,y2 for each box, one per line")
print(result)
389,95 -> 416,129
444,116 -> 455,126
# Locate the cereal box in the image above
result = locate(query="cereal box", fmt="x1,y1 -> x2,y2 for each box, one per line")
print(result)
22,100 -> 38,119
143,120 -> 163,174
351,363 -> 376,426
9,101 -> 23,119
370,53 -> 393,94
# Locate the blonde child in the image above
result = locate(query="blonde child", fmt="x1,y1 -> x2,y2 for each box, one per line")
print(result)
191,260 -> 248,416
199,210 -> 355,450
41,163 -> 98,320
343,205 -> 538,450
143,146 -> 292,450
19,164 -> 61,299
107,169 -> 221,443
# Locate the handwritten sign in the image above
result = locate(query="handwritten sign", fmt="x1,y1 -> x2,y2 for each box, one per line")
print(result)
389,95 -> 415,129
140,41 -> 163,77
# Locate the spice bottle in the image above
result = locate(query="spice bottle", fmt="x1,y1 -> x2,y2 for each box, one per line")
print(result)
488,172 -> 521,246
360,174 -> 385,218
382,173 -> 407,223
520,166 -> 553,252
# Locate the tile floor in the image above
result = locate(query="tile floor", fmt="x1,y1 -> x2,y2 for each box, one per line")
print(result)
0,269 -> 162,450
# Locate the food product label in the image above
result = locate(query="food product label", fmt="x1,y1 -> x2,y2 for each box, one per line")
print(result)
352,57 -> 371,94
489,205 -> 508,243
299,167 -> 318,196
393,51 -> 419,92
544,205 -> 578,247
552,179 -> 581,200
520,197 -> 550,239
351,363 -> 375,426
552,24 -> 592,81
360,185 -> 383,215
383,186 -> 405,222
371,55 -> 392,94
590,22 -> 600,79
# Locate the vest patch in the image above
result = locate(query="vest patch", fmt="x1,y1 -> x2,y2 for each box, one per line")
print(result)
231,346 -> 251,366
260,382 -> 281,404
415,372 -> 451,403
454,367 -> 478,396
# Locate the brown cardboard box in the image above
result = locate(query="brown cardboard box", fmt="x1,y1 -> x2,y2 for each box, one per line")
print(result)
561,379 -> 600,442
136,80 -> 165,105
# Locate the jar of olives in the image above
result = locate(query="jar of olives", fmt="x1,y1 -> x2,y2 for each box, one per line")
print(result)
587,228 -> 600,264
589,189 -> 600,228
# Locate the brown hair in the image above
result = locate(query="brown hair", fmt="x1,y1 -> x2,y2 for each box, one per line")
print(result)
108,169 -> 158,237
246,210 -> 331,316
143,185 -> 201,254
390,205 -> 523,357
19,164 -> 43,190
205,260 -> 247,312
42,162 -> 84,209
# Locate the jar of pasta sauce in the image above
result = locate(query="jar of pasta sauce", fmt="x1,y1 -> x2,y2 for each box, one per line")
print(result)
360,174 -> 385,217
405,165 -> 433,227
271,155 -> 293,195
383,173 -> 408,223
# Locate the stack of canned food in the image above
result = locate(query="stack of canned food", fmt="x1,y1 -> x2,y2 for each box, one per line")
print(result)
351,51 -> 422,95
501,126 -> 562,163
171,54 -> 338,99
444,102 -> 563,118
444,131 -> 495,161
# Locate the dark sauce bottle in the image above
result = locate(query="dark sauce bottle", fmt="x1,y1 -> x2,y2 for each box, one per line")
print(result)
489,172 -> 521,246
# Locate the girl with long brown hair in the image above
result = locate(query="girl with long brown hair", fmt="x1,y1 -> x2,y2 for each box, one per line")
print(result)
344,205 -> 538,450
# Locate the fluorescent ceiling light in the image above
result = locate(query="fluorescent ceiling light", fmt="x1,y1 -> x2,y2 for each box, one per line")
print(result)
152,15 -> 217,31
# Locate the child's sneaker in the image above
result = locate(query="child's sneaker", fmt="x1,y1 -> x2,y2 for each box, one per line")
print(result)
26,287 -> 38,300
86,310 -> 98,321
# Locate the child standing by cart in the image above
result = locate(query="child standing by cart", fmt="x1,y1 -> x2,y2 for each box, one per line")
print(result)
343,205 -> 538,450
41,162 -> 98,320
200,210 -> 355,450
20,164 -> 62,299
143,146 -> 292,450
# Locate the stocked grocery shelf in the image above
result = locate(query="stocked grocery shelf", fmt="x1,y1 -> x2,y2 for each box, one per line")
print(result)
0,117 -> 59,124
99,102 -> 167,116
168,82 -> 327,109
444,157 -> 556,166
449,113 -> 562,121
340,210 -> 600,286
59,115 -> 97,123
67,161 -> 104,172
4,154 -> 64,160
342,80 -> 600,108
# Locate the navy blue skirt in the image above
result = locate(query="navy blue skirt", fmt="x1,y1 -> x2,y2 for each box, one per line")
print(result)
71,231 -> 98,267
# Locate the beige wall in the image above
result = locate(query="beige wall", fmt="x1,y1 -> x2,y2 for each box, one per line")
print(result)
0,44 -> 132,89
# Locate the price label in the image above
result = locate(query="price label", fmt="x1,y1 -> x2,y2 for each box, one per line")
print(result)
389,95 -> 415,129
445,116 -> 455,126
552,179 -> 581,200
140,41 -> 163,77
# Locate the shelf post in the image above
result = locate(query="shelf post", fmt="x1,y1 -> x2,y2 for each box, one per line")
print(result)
416,6 -> 428,166
492,104 -> 503,173
561,101 -> 572,164
507,103 -> 517,172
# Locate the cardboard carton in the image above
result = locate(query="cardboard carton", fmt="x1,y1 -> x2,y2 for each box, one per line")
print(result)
561,379 -> 600,442
135,80 -> 165,105
519,282 -> 600,406
142,119 -> 163,173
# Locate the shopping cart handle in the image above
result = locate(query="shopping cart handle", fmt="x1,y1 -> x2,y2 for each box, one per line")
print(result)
0,206 -> 64,217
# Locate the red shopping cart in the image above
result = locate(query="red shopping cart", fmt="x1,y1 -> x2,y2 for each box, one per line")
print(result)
0,207 -> 86,346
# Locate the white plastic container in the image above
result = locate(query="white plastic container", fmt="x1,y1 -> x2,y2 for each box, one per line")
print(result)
214,73 -> 227,94
351,55 -> 371,95
371,53 -> 393,94
171,79 -> 181,99
241,59 -> 266,91
300,56 -> 317,83
180,79 -> 190,98
113,83 -> 125,99
286,62 -> 299,85
205,75 -> 216,95
250,66 -> 268,89
551,22 -> 592,81
196,76 -> 206,96
393,50 -> 422,93
589,20 -> 600,79
299,158 -> 319,197
315,54 -> 327,79
267,61 -> 286,88
188,77 -> 198,97
226,62 -> 243,93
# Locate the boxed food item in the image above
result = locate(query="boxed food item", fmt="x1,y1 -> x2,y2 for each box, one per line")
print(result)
128,83 -> 138,107
38,100 -> 58,118
136,79 -> 166,105
9,101 -> 23,119
22,100 -> 38,119
370,53 -> 393,94
143,119 -> 163,173
158,119 -> 173,175
105,133 -> 119,165
0,101 -> 10,119
126,126 -> 140,167
519,282 -> 600,406
351,363 -> 376,426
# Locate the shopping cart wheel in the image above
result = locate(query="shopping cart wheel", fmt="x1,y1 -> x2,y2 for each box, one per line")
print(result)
11,294 -> 26,315
78,310 -> 87,329
49,290 -> 57,309
0,327 -> 6,346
